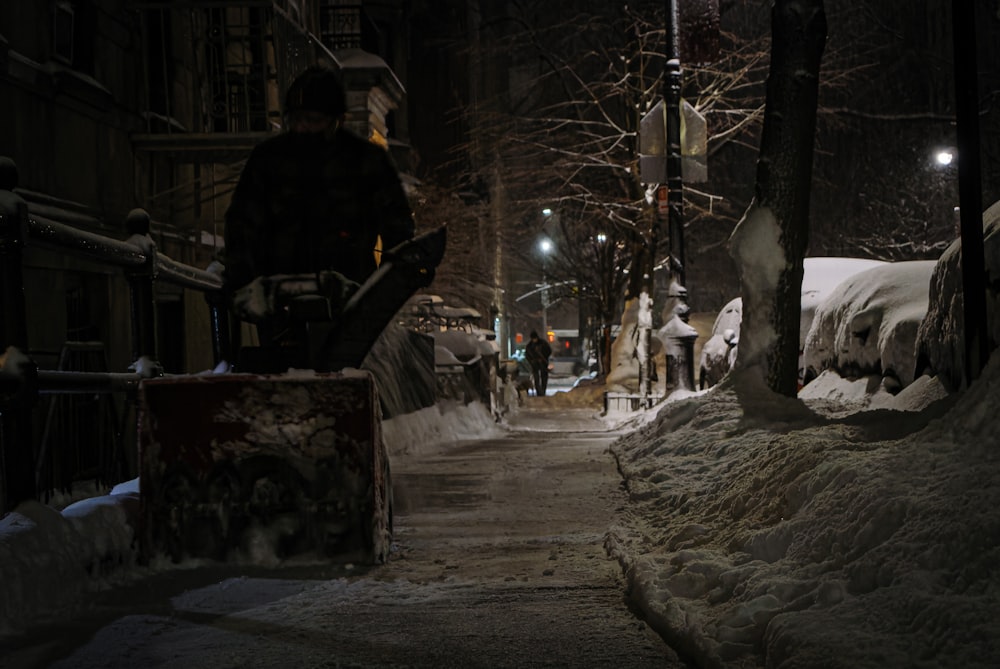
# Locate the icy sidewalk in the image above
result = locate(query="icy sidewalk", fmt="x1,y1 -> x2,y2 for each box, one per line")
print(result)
0,400 -> 503,640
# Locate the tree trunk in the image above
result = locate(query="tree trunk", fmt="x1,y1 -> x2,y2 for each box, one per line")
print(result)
730,0 -> 827,397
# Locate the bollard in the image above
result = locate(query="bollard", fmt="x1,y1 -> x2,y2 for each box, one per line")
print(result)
0,157 -> 38,510
662,315 -> 698,393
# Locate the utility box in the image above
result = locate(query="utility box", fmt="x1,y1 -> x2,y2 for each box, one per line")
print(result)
138,370 -> 391,565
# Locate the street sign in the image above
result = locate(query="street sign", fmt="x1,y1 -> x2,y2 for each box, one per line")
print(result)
639,99 -> 708,184
681,100 -> 707,183
639,100 -> 668,184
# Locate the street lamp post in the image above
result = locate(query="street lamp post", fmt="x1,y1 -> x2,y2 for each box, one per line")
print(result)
539,237 -> 553,335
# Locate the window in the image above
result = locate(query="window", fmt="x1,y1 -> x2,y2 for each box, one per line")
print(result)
53,1 -> 74,65
52,1 -> 97,75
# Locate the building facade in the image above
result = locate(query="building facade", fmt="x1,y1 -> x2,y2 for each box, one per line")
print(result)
1,0 -> 412,375
0,1 -> 414,503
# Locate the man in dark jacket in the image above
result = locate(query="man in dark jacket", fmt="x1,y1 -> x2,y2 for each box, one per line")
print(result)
525,330 -> 552,396
223,65 -> 414,341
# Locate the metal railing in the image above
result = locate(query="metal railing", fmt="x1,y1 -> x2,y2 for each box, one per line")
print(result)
0,156 -> 230,514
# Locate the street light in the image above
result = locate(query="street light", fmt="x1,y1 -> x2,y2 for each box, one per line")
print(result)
931,148 -> 960,232
539,238 -> 553,334
934,149 -> 955,167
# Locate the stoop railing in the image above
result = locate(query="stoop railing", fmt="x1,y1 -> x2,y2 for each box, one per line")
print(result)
0,156 -> 230,514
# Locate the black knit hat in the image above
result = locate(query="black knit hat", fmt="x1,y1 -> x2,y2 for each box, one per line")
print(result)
284,65 -> 347,117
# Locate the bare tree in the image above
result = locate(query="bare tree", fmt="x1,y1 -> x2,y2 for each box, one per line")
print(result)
446,1 -> 780,373
442,2 -> 660,373
432,0 -> 962,383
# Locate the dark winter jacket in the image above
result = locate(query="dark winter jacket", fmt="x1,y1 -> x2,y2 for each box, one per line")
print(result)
525,338 -> 552,371
223,128 -> 414,293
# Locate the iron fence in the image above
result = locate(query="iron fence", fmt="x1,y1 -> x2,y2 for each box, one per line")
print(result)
0,157 -> 229,514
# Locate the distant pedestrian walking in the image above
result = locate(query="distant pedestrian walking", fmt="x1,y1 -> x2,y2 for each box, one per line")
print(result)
525,330 -> 552,396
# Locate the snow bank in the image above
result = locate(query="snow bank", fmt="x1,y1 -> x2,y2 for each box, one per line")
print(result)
916,199 -> 1000,389
0,492 -> 139,636
376,401 -> 505,457
607,359 -> 999,669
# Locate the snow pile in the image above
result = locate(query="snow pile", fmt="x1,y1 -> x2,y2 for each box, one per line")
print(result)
607,360 -> 999,669
381,400 -> 504,457
607,296 -> 667,395
0,489 -> 139,636
803,261 -> 935,388
916,199 -> 1000,389
799,368 -> 952,415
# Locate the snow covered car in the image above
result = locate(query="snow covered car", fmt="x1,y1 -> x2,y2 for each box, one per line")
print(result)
698,257 -> 887,389
802,260 -> 935,390
699,298 -> 742,389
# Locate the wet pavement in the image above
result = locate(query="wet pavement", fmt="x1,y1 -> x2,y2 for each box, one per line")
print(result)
3,404 -> 686,668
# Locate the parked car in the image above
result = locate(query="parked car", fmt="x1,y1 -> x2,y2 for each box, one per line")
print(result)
802,260 -> 935,389
698,257 -> 887,389
699,298 -> 742,389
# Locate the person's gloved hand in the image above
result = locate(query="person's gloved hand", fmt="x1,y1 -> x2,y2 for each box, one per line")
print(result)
318,270 -> 360,316
231,275 -> 276,323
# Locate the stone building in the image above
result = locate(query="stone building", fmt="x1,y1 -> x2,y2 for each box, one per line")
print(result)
1,0 -> 412,375
0,0 -> 414,503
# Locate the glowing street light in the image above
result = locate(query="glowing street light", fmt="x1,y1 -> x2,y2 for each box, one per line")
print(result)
935,150 -> 955,167
537,237 -> 554,334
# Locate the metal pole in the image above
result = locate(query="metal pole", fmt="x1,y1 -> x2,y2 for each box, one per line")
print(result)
665,0 -> 685,285
951,0 -> 988,385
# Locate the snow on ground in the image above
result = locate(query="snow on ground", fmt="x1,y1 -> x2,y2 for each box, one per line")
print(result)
3,351 -> 999,668
0,400 -> 501,639
606,358 -> 999,669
